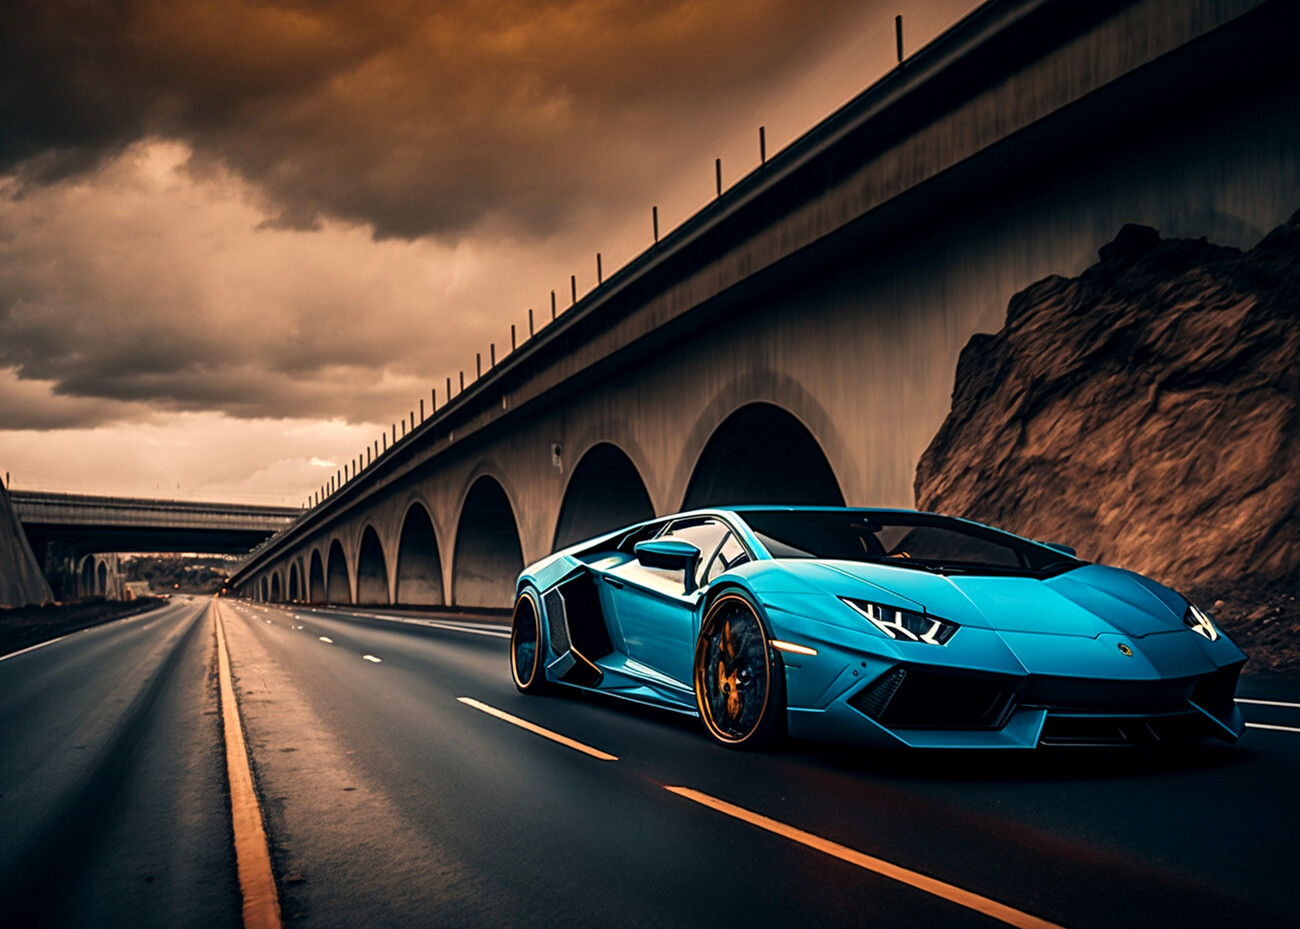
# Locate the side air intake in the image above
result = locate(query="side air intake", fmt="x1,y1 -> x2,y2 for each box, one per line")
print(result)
540,580 -> 602,687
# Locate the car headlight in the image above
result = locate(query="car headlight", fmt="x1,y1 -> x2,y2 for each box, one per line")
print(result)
840,598 -> 958,645
1184,603 -> 1219,641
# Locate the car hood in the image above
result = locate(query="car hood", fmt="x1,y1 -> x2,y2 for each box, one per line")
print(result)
812,561 -> 1183,638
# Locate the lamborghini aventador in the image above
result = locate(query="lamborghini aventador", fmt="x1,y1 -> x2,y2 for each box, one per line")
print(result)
509,507 -> 1246,749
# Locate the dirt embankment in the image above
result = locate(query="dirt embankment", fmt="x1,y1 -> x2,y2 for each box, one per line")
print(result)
0,596 -> 169,657
916,211 -> 1300,673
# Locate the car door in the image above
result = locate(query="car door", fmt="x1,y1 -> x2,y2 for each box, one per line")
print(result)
603,516 -> 731,686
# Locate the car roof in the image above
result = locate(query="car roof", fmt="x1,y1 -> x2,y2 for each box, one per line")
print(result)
713,505 -> 922,513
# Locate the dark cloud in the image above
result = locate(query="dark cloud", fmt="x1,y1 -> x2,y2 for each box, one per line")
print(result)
1,0 -> 862,241
0,151 -> 474,425
0,368 -> 148,430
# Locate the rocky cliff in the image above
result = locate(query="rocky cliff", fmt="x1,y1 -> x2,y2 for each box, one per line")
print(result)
915,212 -> 1300,672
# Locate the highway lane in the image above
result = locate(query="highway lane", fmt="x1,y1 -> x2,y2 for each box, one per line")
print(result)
0,596 -> 239,929
1,595 -> 1293,928
219,600 -> 1300,929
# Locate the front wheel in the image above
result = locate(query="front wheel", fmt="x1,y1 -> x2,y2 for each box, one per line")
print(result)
511,588 -> 551,694
693,592 -> 785,749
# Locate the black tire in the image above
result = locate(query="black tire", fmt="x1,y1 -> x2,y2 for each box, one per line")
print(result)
693,592 -> 785,749
511,588 -> 551,694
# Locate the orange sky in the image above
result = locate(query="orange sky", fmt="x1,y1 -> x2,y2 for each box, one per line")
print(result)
0,0 -> 980,504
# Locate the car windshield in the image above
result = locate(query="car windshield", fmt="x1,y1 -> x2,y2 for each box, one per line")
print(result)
737,510 -> 1082,576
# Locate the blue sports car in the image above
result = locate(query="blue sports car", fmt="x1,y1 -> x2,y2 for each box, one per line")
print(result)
510,507 -> 1246,749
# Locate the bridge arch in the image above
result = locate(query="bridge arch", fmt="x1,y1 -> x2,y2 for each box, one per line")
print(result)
308,549 -> 325,602
270,572 -> 283,602
259,575 -> 269,602
395,502 -> 444,605
95,560 -> 107,596
452,475 -> 524,609
682,402 -> 844,509
288,562 -> 301,601
553,442 -> 655,550
355,525 -> 390,605
326,539 -> 351,604
79,557 -> 94,597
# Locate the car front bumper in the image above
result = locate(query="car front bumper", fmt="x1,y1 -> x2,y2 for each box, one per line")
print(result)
773,612 -> 1248,748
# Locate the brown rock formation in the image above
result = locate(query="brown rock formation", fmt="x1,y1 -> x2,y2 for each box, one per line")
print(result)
915,212 -> 1300,671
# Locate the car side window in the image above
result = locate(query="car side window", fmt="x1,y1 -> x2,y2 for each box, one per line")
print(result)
658,518 -> 735,588
616,522 -> 665,554
705,531 -> 750,584
662,516 -> 726,554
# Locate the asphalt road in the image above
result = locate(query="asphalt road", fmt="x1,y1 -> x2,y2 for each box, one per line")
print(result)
2,597 -> 1297,928
0,597 -> 237,929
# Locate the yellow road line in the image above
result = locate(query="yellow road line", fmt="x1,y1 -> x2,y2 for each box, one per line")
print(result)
215,606 -> 283,929
457,697 -> 618,761
664,786 -> 1065,929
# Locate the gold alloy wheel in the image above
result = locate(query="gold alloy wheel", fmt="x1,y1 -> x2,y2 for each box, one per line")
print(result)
511,590 -> 547,693
694,593 -> 782,748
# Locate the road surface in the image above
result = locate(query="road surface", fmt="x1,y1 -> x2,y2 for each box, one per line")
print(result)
1,596 -> 1297,928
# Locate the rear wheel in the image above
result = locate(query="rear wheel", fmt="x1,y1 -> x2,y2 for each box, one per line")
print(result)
511,588 -> 550,694
694,592 -> 784,748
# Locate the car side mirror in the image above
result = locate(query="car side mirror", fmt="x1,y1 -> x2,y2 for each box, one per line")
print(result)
1042,542 -> 1077,557
634,539 -> 702,594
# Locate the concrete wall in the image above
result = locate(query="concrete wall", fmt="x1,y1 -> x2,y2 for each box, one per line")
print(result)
0,482 -> 53,607
233,0 -> 1300,608
74,553 -> 126,600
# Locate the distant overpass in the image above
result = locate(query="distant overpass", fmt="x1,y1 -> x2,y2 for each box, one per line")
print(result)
12,491 -> 299,559
231,0 -> 1299,609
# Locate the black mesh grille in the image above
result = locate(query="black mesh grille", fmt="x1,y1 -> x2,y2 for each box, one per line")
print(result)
849,666 -> 1020,729
543,588 -> 569,654
848,667 -> 907,719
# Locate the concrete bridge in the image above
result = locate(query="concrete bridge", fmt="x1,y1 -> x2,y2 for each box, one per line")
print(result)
11,491 -> 299,598
72,553 -> 124,601
229,0 -> 1300,609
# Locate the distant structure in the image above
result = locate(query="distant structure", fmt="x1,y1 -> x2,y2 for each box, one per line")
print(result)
10,491 -> 297,601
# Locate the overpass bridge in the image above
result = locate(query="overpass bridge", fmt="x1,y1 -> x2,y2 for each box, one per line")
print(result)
230,0 -> 1299,609
11,491 -> 299,598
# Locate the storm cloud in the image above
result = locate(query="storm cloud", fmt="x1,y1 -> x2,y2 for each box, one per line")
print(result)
0,143 -> 497,426
0,0 -> 979,502
1,0 -> 862,241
